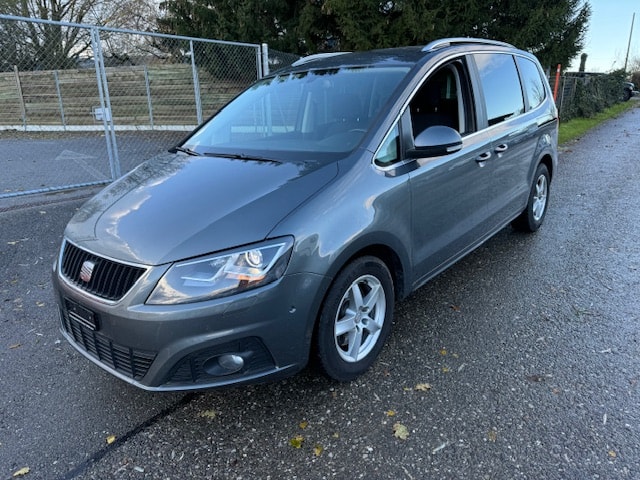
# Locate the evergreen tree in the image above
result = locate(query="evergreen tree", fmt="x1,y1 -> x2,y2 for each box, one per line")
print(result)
158,0 -> 591,69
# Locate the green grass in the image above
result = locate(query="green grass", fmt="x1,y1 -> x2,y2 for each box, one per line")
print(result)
558,100 -> 638,145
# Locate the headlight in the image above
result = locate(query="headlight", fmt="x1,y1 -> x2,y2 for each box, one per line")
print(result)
147,237 -> 294,305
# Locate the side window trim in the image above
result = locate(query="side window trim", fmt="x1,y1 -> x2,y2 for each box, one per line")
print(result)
454,58 -> 477,135
372,110 -> 413,172
373,123 -> 400,167
514,54 -> 547,112
514,55 -> 531,112
466,54 -> 489,130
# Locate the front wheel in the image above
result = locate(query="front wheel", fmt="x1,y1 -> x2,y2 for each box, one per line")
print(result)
512,163 -> 550,232
315,256 -> 394,382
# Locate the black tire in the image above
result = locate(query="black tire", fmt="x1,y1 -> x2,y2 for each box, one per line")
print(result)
512,163 -> 550,232
315,256 -> 394,382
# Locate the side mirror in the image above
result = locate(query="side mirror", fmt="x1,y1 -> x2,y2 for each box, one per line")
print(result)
407,125 -> 463,158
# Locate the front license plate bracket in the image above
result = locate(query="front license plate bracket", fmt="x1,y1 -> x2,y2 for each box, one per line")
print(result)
64,298 -> 99,331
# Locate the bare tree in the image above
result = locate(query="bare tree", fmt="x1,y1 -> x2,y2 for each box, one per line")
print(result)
0,0 -> 159,71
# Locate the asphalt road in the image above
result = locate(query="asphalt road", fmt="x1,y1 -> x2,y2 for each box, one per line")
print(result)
1,106 -> 639,480
0,130 -> 185,198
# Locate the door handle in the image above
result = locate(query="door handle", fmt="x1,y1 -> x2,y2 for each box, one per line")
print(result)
476,151 -> 492,163
494,144 -> 508,153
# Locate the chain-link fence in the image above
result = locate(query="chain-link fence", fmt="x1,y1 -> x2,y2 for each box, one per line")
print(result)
550,72 -> 629,122
2,15 -> 634,200
0,14 -> 299,199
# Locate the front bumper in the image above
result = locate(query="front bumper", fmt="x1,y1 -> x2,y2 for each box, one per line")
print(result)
53,265 -> 328,391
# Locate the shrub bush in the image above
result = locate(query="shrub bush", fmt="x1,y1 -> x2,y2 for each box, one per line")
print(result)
559,70 -> 626,122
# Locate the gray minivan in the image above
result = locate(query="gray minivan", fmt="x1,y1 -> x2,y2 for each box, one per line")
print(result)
52,38 -> 558,391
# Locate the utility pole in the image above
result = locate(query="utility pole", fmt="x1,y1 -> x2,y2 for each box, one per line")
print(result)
624,12 -> 635,73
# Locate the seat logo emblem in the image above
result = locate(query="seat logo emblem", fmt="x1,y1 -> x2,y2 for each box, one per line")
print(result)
79,260 -> 96,283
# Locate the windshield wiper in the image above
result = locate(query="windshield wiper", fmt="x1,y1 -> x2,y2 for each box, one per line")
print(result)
202,152 -> 281,164
169,146 -> 201,156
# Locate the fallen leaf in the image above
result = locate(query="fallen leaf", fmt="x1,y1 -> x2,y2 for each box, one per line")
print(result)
393,422 -> 409,440
385,410 -> 396,417
313,444 -> 324,457
290,435 -> 304,448
608,450 -> 617,458
439,348 -> 447,356
487,429 -> 498,442
442,366 -> 450,373
199,410 -> 217,419
415,383 -> 432,392
106,435 -> 116,445
13,467 -> 30,477
299,421 -> 309,429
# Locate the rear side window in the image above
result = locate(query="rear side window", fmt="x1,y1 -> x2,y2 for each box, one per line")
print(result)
474,53 -> 524,125
516,56 -> 546,110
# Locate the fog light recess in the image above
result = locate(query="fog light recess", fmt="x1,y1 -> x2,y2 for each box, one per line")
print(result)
203,354 -> 246,376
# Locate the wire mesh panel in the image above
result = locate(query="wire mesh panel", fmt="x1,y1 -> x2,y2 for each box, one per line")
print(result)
0,15 -> 266,199
0,16 -> 112,197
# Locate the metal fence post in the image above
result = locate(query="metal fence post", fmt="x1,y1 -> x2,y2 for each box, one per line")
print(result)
13,65 -> 26,129
53,70 -> 66,128
143,65 -> 154,128
558,76 -> 566,119
261,43 -> 269,78
91,27 -> 121,179
190,40 -> 203,125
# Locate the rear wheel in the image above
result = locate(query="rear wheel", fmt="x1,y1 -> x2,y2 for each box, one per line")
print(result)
512,163 -> 550,232
315,256 -> 394,381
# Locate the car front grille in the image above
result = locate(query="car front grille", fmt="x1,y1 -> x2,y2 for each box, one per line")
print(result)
60,241 -> 146,301
61,307 -> 156,380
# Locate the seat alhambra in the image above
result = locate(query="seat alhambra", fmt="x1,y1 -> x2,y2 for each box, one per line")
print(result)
53,38 -> 558,391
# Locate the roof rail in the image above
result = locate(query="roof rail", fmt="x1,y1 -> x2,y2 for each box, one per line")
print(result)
291,52 -> 352,67
422,38 -> 514,53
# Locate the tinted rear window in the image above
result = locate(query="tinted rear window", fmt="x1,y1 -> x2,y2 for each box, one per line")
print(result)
474,53 -> 525,126
516,56 -> 546,110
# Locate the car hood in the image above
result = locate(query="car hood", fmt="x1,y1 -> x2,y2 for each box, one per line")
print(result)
65,152 -> 338,265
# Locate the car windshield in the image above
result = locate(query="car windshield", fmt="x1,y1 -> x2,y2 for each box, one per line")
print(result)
182,66 -> 409,160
